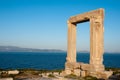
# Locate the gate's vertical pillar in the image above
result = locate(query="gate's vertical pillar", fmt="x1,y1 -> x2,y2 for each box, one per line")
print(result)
64,21 -> 77,75
90,9 -> 105,73
66,21 -> 76,63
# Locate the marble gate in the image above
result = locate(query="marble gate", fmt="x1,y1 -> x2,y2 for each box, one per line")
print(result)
61,8 -> 112,79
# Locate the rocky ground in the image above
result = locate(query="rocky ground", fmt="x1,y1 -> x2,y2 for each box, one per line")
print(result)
0,68 -> 120,80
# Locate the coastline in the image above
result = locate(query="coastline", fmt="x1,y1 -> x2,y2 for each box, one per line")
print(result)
0,67 -> 120,80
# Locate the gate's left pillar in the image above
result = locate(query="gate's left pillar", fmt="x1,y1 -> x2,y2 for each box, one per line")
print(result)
66,21 -> 76,63
64,21 -> 77,75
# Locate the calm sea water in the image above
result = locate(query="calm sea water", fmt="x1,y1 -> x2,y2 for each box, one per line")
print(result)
0,52 -> 120,70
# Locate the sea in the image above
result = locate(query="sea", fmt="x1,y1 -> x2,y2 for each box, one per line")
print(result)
0,52 -> 120,70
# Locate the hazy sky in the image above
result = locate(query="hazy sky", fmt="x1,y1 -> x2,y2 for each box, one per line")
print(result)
0,0 -> 120,52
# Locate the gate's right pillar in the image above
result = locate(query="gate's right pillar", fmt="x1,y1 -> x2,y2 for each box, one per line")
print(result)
90,15 -> 105,73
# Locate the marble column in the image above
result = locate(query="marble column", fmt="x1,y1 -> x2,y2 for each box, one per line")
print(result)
66,21 -> 76,63
90,16 -> 104,72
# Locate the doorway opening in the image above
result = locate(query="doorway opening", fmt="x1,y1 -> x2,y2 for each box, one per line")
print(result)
76,22 -> 90,63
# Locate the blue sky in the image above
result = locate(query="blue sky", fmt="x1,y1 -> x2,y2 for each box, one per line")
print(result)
0,0 -> 120,52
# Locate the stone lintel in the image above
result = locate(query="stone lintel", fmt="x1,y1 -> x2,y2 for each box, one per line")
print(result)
69,8 -> 104,24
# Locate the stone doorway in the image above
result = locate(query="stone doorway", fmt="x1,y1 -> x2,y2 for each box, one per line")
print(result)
61,8 -> 113,79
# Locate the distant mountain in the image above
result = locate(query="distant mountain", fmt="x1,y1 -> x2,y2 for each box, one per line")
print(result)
77,51 -> 90,53
0,46 -> 65,52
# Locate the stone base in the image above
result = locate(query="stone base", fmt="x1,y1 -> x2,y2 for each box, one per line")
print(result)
89,71 -> 113,79
61,69 -> 113,79
61,62 -> 80,76
89,64 -> 105,72
61,62 -> 113,79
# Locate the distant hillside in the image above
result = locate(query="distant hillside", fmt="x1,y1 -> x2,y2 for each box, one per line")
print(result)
0,46 -> 65,52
